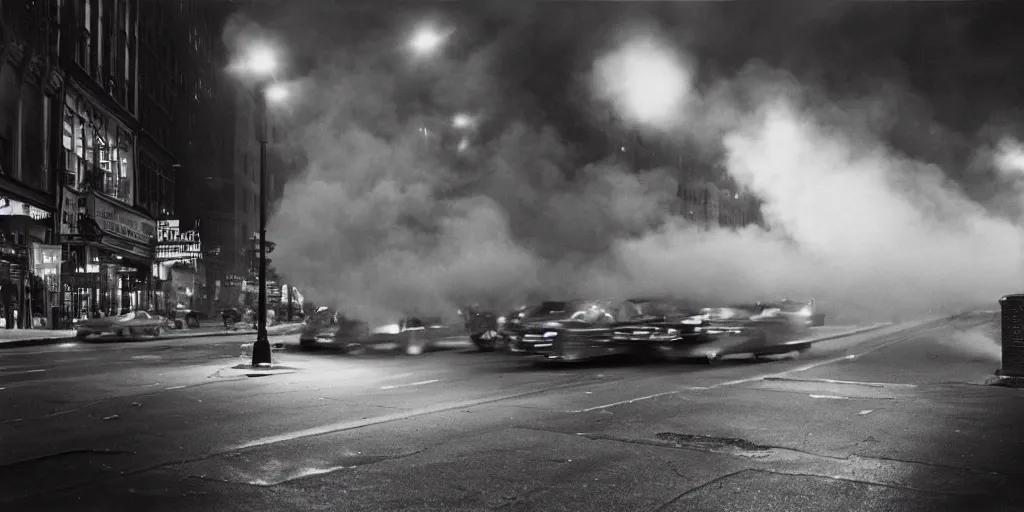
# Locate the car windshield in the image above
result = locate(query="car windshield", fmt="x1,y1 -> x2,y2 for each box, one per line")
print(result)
704,307 -> 758,320
118,311 -> 149,321
777,301 -> 808,313
526,300 -> 595,318
634,300 -> 695,317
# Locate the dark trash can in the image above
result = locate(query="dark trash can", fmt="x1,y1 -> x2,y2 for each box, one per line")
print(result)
998,294 -> 1024,378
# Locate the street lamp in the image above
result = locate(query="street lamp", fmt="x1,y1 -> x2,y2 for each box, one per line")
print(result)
235,44 -> 287,367
452,113 -> 475,130
408,25 -> 450,57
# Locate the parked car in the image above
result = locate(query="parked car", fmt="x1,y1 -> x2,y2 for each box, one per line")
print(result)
75,310 -> 171,339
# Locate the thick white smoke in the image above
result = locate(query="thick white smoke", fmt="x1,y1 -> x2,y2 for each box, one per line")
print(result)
239,12 -> 1021,326
591,28 -> 1022,320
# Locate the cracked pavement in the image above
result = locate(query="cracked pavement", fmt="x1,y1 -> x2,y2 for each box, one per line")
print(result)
1,314 -> 1022,511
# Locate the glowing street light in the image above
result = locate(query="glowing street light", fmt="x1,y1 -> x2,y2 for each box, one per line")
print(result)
265,83 -> 289,103
230,41 -> 289,368
243,45 -> 278,76
409,26 -> 449,56
452,113 -> 476,130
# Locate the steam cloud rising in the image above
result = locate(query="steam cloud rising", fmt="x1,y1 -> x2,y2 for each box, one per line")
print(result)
227,14 -> 1023,326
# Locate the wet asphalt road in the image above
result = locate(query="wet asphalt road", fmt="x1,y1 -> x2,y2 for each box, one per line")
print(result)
1,316 -> 1019,511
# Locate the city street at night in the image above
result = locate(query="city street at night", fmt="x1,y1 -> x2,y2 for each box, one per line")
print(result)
1,312 -> 1020,511
3,1 -> 1024,511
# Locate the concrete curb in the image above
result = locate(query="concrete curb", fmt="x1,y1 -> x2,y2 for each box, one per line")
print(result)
793,322 -> 894,346
0,325 -> 305,350
781,313 -> 960,350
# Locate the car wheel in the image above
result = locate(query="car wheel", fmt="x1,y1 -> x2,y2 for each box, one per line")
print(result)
118,327 -> 131,338
404,332 -> 424,355
75,331 -> 89,340
706,352 -> 721,365
342,343 -> 366,355
471,330 -> 499,352
152,326 -> 163,337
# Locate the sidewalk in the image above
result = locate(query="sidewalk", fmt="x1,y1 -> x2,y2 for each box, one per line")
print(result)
0,322 -> 306,349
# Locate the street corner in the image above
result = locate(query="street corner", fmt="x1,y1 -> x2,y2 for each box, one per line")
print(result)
985,372 -> 1024,388
214,362 -> 303,378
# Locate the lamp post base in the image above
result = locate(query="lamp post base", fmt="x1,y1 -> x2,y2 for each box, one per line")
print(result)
252,334 -> 272,366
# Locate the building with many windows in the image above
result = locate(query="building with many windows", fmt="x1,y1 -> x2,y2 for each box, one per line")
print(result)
53,0 -> 160,325
137,0 -> 233,316
0,0 -> 64,328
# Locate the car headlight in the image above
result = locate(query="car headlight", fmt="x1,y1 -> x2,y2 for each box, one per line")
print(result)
497,316 -> 507,326
681,317 -> 702,326
797,306 -> 812,316
666,328 -> 679,335
372,323 -> 401,335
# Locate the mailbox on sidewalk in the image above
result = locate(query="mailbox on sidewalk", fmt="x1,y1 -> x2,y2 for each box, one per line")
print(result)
998,294 -> 1024,378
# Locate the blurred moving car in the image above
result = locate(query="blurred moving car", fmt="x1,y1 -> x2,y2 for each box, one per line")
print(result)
299,307 -> 342,347
768,298 -> 826,327
647,303 -> 815,362
460,306 -> 502,352
507,299 -> 664,362
507,298 -> 821,364
75,310 -> 171,339
299,309 -> 460,355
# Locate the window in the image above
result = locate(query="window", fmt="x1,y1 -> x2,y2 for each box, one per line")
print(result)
18,88 -> 46,191
96,0 -> 103,80
79,0 -> 91,73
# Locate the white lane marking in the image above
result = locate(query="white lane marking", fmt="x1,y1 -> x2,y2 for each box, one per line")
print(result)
573,388 -> 708,413
228,381 -> 601,451
858,410 -> 874,415
166,385 -> 187,390
764,377 -> 918,388
380,379 -> 439,390
249,465 -> 353,486
0,368 -> 48,375
809,394 -> 848,400
574,322 -> 934,413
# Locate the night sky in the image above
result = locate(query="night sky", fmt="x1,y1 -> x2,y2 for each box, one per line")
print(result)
233,0 -> 1024,177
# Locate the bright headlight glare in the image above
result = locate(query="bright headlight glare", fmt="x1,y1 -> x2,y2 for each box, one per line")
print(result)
372,323 -> 401,335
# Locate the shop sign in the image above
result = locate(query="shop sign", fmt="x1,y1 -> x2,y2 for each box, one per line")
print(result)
156,219 -> 202,261
60,187 -> 82,235
105,237 -> 153,258
0,196 -> 52,221
88,192 -> 156,246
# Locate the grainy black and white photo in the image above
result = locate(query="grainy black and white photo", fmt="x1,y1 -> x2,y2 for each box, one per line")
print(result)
1,0 -> 1023,510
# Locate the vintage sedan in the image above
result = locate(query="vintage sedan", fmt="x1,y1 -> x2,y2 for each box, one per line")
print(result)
507,299 -> 665,362
75,310 -> 171,339
300,311 -> 461,355
628,303 -> 816,363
